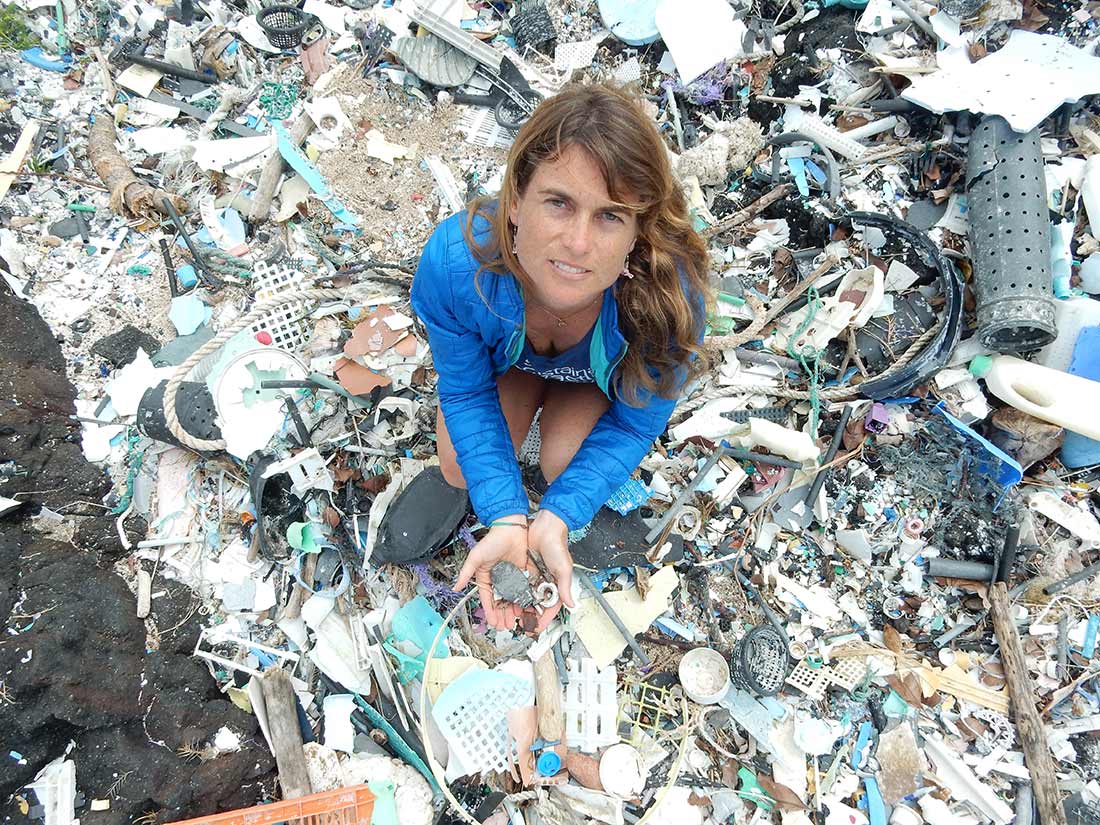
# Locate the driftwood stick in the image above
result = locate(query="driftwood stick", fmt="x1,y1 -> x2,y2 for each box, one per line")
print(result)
702,183 -> 791,238
260,668 -> 313,798
248,113 -> 313,222
87,117 -> 187,219
989,582 -> 1067,825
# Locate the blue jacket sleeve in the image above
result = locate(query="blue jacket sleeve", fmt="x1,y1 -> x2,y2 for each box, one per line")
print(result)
539,279 -> 706,532
410,226 -> 529,524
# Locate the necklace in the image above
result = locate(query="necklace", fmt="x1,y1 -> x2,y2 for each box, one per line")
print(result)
531,296 -> 599,328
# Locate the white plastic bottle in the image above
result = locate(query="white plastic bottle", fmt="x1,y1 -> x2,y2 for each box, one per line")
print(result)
970,355 -> 1100,440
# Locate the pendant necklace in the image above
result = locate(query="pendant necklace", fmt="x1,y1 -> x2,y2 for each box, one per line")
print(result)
532,296 -> 599,328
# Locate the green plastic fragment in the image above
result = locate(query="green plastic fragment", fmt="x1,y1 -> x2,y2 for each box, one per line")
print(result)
738,766 -> 773,811
286,521 -> 320,552
367,780 -> 398,825
127,265 -> 152,276
717,291 -> 746,306
883,689 -> 911,718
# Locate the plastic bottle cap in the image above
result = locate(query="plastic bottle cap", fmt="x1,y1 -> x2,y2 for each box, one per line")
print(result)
969,355 -> 993,378
536,751 -> 561,776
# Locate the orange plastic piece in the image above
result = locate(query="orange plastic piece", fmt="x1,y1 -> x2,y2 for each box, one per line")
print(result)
170,785 -> 376,825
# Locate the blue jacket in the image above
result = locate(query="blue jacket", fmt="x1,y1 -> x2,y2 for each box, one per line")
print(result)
410,211 -> 690,531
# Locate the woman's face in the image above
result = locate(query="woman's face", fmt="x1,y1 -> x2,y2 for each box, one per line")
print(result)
510,144 -> 639,311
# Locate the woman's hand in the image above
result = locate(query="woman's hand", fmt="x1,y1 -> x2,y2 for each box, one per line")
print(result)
528,510 -> 576,630
455,518 -> 530,630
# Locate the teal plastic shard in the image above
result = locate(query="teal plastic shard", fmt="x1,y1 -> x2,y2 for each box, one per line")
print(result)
272,121 -> 359,226
738,766 -> 773,811
367,779 -> 398,825
286,521 -> 321,552
387,595 -> 449,682
882,690 -> 911,718
392,596 -> 449,659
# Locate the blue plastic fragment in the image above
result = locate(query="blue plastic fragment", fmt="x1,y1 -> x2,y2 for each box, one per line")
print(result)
176,264 -> 198,290
933,401 -> 1022,509
864,777 -> 887,825
272,121 -> 360,226
787,156 -> 810,197
804,159 -> 827,185
21,47 -> 72,71
605,478 -> 650,515
1061,326 -> 1100,468
1085,614 -> 1100,659
852,720 -> 873,769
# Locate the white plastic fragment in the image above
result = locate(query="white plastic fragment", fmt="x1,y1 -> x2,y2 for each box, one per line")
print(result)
27,756 -> 77,825
598,743 -> 647,798
321,694 -> 358,753
902,30 -> 1100,132
563,658 -> 619,753
654,0 -> 748,85
923,737 -> 1013,825
1027,490 -> 1100,546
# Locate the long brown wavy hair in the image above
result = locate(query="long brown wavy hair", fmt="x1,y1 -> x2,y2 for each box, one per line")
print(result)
463,82 -> 711,405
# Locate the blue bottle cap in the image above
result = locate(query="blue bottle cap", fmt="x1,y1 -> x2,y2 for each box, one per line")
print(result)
536,751 -> 561,776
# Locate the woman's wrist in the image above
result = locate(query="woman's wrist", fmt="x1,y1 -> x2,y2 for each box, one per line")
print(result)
488,514 -> 528,530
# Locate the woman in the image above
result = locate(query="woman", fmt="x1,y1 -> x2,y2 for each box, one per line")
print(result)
410,83 -> 710,631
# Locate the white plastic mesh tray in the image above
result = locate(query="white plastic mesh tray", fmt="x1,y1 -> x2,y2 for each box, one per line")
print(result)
432,669 -> 533,775
250,260 -> 311,353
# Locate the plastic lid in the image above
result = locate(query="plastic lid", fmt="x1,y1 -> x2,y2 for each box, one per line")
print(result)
536,751 -> 561,776
969,355 -> 994,378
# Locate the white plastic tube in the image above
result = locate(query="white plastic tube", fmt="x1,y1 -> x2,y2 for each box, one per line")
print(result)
971,355 -> 1100,439
841,115 -> 900,142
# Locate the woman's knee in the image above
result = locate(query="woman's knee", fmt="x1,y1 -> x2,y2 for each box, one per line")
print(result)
435,405 -> 467,488
439,453 -> 467,488
538,383 -> 610,481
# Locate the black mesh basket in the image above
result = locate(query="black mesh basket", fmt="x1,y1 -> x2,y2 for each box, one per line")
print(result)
730,624 -> 790,696
257,5 -> 308,49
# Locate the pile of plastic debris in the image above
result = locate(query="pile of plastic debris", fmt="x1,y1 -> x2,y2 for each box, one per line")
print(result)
4,0 -> 1100,823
